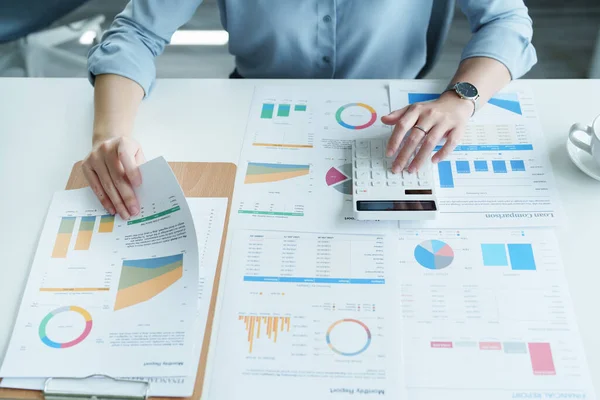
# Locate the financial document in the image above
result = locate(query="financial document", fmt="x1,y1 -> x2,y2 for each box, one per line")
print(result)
231,85 -> 397,234
0,158 -> 199,378
390,81 -> 563,228
0,197 -> 228,396
209,230 -> 405,399
398,228 -> 596,400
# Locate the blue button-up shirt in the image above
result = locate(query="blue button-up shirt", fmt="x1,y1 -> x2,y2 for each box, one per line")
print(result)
88,0 -> 537,96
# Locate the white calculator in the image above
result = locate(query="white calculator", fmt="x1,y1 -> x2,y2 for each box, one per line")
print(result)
352,138 -> 439,221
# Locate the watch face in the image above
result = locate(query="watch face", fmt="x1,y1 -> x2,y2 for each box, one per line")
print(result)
456,82 -> 478,98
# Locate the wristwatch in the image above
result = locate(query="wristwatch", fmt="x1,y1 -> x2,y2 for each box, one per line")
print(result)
444,82 -> 479,117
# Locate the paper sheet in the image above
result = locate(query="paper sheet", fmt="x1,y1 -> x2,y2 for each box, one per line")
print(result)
230,85 -> 397,234
397,228 -> 596,399
0,197 -> 229,397
0,157 -> 199,378
389,81 -> 563,228
208,229 -> 406,399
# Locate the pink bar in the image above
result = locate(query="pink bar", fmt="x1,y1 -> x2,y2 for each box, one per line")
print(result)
479,341 -> 502,350
431,341 -> 453,348
528,343 -> 556,375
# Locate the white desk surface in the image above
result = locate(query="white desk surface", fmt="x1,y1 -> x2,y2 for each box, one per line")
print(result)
0,78 -> 599,392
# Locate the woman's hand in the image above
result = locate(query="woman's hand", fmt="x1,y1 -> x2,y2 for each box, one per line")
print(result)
82,136 -> 145,220
381,92 -> 473,174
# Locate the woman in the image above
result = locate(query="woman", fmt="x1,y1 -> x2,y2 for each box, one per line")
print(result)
83,0 -> 537,220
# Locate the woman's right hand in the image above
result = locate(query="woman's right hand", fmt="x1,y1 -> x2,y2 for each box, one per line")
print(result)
82,136 -> 146,220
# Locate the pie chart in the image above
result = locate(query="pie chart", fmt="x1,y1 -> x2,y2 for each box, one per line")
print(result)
414,240 -> 454,270
326,164 -> 353,195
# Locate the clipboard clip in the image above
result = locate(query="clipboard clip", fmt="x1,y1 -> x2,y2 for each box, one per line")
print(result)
43,375 -> 149,400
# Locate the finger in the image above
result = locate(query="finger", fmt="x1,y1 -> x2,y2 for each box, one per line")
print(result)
94,159 -> 130,220
381,105 -> 409,125
82,162 -> 115,215
408,124 -> 451,172
118,139 -> 143,187
106,155 -> 139,218
392,128 -> 425,173
134,146 -> 146,165
432,128 -> 462,163
386,105 -> 422,157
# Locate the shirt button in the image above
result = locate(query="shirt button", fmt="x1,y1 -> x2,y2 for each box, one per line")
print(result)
322,56 -> 331,63
323,15 -> 332,23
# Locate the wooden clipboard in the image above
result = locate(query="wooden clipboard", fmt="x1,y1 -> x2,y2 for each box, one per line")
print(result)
0,161 -> 237,400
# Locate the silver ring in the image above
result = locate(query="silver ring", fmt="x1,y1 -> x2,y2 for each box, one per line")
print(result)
413,125 -> 429,134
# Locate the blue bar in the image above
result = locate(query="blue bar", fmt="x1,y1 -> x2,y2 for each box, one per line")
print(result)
437,161 -> 454,188
507,244 -> 536,271
481,244 -> 508,266
474,161 -> 489,172
492,160 -> 507,173
243,276 -> 385,284
455,161 -> 471,174
510,160 -> 526,171
433,144 -> 534,152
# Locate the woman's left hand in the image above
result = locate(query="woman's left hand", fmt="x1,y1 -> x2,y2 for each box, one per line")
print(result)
381,92 -> 473,174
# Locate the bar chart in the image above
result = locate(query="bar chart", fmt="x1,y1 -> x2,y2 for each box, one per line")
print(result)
481,243 -> 536,271
51,217 -> 76,258
437,159 -> 527,188
260,102 -> 307,119
239,314 -> 291,353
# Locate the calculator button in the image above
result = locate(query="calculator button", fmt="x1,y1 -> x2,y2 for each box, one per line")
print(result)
387,180 -> 400,187
370,139 -> 384,158
356,170 -> 368,179
371,171 -> 383,179
387,170 -> 400,180
356,139 -> 369,148
356,188 -> 368,194
371,180 -> 383,187
356,160 -> 369,169
356,180 -> 368,187
356,148 -> 370,159
371,160 -> 384,169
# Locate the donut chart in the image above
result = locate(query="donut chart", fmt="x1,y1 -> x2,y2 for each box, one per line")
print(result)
39,306 -> 93,349
326,319 -> 371,356
335,103 -> 377,130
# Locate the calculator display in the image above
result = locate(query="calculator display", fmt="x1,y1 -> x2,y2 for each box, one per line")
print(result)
356,200 -> 437,211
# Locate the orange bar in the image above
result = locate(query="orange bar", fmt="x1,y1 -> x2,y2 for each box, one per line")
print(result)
257,317 -> 261,338
286,317 -> 290,331
252,143 -> 313,149
74,230 -> 93,250
247,316 -> 252,343
40,288 -> 109,292
52,233 -> 72,258
273,317 -> 278,343
250,317 -> 255,353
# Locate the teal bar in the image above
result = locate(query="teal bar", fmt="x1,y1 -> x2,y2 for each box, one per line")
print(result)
127,206 -> 181,225
238,210 -> 303,217
261,103 -> 274,119
277,104 -> 291,117
294,104 -> 307,111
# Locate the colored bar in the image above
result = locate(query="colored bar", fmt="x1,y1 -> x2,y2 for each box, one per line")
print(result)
261,103 -> 274,119
294,104 -> 307,111
479,341 -> 502,350
238,210 -> 304,217
75,216 -> 95,250
431,341 -> 453,348
242,276 -> 385,284
438,161 -> 455,188
503,342 -> 528,354
492,160 -> 507,173
253,143 -> 313,149
455,161 -> 471,174
127,206 -> 180,225
433,144 -> 534,152
474,160 -> 488,172
481,244 -> 508,266
528,343 -> 556,375
51,217 -> 76,258
40,288 -> 109,292
277,104 -> 291,117
508,244 -> 536,271
99,214 -> 115,233
510,160 -> 526,171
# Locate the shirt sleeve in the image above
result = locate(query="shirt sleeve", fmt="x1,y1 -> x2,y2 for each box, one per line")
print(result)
457,0 -> 538,79
87,0 -> 203,97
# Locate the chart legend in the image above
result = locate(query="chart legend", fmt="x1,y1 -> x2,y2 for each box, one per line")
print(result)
114,254 -> 183,311
39,306 -> 92,349
244,162 -> 310,184
51,217 -> 76,258
239,315 -> 291,353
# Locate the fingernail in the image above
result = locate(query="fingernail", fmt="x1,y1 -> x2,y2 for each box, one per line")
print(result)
109,207 -> 116,215
121,212 -> 131,221
130,206 -> 139,216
